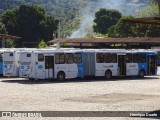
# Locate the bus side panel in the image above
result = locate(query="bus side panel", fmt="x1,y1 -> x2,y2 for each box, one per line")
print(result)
35,62 -> 45,79
96,63 -> 118,77
77,63 -> 84,78
95,63 -> 104,76
68,64 -> 78,78
112,64 -> 119,76
126,63 -> 139,76
138,63 -> 147,75
0,62 -> 2,75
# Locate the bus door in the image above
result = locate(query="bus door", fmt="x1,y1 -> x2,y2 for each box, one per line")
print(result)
118,55 -> 126,76
147,55 -> 156,75
45,56 -> 54,78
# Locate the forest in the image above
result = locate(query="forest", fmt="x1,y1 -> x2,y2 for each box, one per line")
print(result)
0,0 -> 160,47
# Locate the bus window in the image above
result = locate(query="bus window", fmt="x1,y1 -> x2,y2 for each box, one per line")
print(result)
27,54 -> 31,57
10,53 -> 13,56
74,53 -> 82,63
55,54 -> 65,64
96,53 -> 104,63
38,54 -> 44,61
139,54 -> 146,63
0,54 -> 2,62
104,53 -> 111,63
132,54 -> 139,63
126,53 -> 132,63
112,53 -> 117,63
66,53 -> 74,64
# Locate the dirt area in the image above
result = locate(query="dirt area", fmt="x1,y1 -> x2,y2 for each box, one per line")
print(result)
64,93 -> 160,104
0,69 -> 160,120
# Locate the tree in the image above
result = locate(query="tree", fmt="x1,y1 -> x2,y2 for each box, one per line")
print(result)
37,40 -> 47,48
1,5 -> 58,47
108,16 -> 160,38
0,22 -> 7,34
151,0 -> 160,15
0,22 -> 16,47
93,8 -> 122,34
108,16 -> 136,38
6,38 -> 16,48
0,0 -> 25,10
39,15 -> 59,41
137,4 -> 158,17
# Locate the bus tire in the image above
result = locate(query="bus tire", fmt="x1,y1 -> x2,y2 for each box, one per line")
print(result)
105,70 -> 112,79
139,70 -> 145,78
57,72 -> 65,81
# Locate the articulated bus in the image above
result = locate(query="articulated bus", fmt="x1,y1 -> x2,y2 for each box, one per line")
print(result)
19,49 -> 157,80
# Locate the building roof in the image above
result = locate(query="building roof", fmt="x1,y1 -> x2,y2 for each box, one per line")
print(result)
123,17 -> 160,25
48,38 -> 160,44
0,34 -> 21,40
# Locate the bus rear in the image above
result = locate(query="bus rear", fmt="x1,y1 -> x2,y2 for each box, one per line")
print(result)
19,51 -> 34,78
3,51 -> 19,77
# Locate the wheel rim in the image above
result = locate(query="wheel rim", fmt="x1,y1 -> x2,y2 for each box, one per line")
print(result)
58,73 -> 64,80
106,72 -> 111,79
140,71 -> 144,77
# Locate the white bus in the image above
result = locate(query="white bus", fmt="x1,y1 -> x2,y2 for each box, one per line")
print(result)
19,48 -> 58,79
19,49 -> 126,80
18,49 -> 158,80
19,48 -> 80,79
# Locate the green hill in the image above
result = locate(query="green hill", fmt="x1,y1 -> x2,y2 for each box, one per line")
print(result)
0,0 -> 151,38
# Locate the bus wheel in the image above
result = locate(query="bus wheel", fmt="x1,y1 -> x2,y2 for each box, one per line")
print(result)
105,70 -> 112,79
139,70 -> 145,78
57,72 -> 65,81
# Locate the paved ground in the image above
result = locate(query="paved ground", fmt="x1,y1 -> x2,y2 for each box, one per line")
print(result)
0,70 -> 160,120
